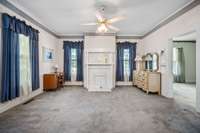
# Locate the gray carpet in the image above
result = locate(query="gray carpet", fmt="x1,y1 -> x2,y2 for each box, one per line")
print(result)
0,86 -> 200,133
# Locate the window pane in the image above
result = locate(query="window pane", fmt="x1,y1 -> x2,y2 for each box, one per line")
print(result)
71,49 -> 77,60
124,49 -> 129,60
71,48 -> 77,81
123,49 -> 130,81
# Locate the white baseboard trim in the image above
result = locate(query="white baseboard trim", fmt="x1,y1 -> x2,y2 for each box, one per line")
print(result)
88,88 -> 112,92
64,81 -> 133,86
64,81 -> 83,86
0,88 -> 43,114
116,81 -> 133,86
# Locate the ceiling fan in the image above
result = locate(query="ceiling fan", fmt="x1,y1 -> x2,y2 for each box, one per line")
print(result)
82,10 -> 125,33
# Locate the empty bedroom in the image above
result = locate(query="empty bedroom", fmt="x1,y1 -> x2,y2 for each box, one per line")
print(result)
0,0 -> 200,133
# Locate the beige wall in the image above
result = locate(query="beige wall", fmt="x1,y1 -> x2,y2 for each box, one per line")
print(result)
0,4 -> 58,113
141,5 -> 200,111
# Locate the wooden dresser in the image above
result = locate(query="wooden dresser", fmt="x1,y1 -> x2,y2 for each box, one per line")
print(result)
133,71 -> 161,95
43,72 -> 64,91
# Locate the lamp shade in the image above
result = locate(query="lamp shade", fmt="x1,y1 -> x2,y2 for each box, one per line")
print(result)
145,55 -> 153,61
135,55 -> 142,61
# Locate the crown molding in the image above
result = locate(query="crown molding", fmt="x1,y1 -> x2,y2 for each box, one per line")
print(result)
116,35 -> 143,39
84,32 -> 116,36
173,40 -> 196,43
0,0 -> 59,38
58,34 -> 143,39
58,35 -> 84,39
142,0 -> 200,39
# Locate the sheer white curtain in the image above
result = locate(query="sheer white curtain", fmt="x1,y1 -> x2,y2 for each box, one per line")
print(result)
19,34 -> 32,96
173,48 -> 179,76
173,47 -> 185,83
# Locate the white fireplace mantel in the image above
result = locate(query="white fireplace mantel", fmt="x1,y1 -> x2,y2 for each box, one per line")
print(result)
84,35 -> 116,92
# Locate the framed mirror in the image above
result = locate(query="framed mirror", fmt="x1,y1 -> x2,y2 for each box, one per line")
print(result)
152,53 -> 159,72
143,53 -> 159,72
141,55 -> 147,71
144,53 -> 153,71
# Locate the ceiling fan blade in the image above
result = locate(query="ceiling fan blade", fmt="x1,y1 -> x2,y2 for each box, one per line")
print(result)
107,25 -> 120,32
81,23 -> 98,26
95,11 -> 104,22
107,16 -> 125,24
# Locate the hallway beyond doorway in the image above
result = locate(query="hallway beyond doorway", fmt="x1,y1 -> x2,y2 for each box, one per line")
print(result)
173,83 -> 196,107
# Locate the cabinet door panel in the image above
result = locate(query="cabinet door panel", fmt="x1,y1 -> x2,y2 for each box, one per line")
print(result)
88,66 -> 112,91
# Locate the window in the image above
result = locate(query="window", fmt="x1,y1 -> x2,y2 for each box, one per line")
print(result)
71,48 -> 77,81
19,34 -> 32,96
123,49 -> 130,81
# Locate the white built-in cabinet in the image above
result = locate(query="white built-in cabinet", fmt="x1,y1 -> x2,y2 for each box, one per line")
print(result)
84,34 -> 116,92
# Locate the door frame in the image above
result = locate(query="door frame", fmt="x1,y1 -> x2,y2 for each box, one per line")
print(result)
168,29 -> 200,112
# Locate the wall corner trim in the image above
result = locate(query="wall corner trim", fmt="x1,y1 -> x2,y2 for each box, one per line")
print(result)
58,34 -> 143,40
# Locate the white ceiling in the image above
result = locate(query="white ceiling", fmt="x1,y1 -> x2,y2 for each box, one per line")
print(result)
8,0 -> 193,36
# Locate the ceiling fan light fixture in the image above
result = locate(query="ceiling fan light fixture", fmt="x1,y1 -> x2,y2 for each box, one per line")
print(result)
97,24 -> 108,33
82,10 -> 123,33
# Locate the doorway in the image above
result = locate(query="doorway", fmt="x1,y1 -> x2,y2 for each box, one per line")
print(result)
172,32 -> 196,107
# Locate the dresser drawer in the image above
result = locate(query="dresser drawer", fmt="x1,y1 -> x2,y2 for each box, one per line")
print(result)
133,71 -> 161,95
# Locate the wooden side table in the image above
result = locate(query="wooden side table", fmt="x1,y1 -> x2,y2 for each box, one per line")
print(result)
43,72 -> 64,91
